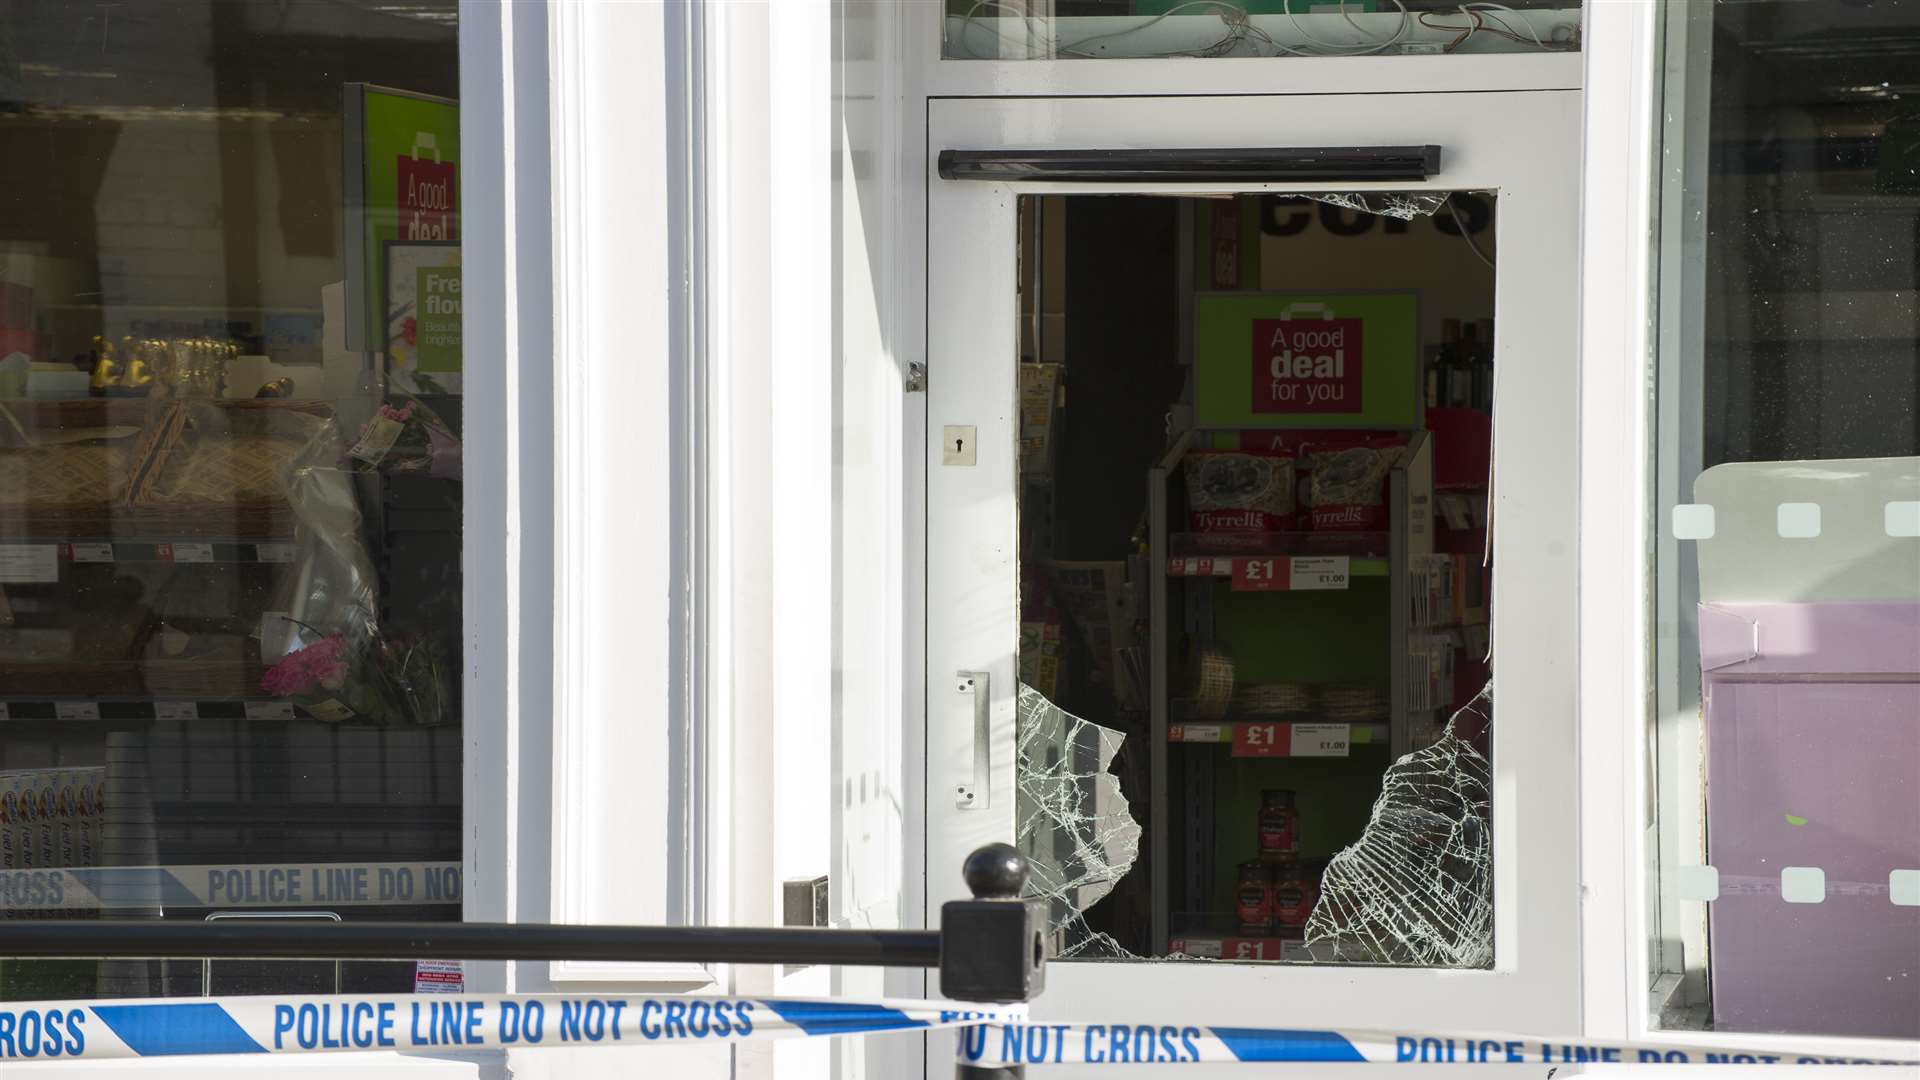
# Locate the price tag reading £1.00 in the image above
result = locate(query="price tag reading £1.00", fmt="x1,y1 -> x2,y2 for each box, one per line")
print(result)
1233,722 -> 1352,758
1231,555 -> 1350,592
1289,722 -> 1351,757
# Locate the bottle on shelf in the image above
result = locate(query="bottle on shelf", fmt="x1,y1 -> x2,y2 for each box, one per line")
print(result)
1473,317 -> 1495,413
1449,321 -> 1478,409
1426,318 -> 1460,410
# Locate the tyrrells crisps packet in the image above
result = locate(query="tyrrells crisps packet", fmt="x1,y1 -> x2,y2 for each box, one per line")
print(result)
1302,436 -> 1405,531
1184,449 -> 1296,534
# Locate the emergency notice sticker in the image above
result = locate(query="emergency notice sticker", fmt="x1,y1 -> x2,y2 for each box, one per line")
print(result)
414,960 -> 465,994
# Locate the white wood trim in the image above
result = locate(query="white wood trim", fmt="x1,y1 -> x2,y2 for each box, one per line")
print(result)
459,0 -> 534,998
541,0 -> 713,991
703,6 -> 781,1072
1574,0 -> 1657,1045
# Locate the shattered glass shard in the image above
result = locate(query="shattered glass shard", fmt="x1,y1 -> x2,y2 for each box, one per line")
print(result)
1304,191 -> 1451,221
1015,683 -> 1144,960
1304,686 -> 1494,968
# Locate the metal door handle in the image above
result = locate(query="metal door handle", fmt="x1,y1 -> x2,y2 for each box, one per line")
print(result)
955,670 -> 990,810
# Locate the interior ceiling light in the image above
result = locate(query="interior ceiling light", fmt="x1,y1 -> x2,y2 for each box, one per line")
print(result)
939,146 -> 1442,183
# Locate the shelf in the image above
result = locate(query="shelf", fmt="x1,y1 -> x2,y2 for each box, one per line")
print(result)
0,697 -> 306,723
1169,530 -> 1391,559
0,510 -> 296,543
0,660 -> 266,699
1166,553 -> 1388,586
1168,719 -> 1385,757
54,540 -> 293,564
1168,934 -> 1337,963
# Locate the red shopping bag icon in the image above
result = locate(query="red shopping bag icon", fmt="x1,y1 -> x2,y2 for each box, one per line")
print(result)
397,132 -> 457,241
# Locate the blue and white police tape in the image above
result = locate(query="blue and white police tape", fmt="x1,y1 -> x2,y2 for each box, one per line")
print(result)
953,1020 -> 1918,1068
0,993 -> 1910,1065
0,993 -> 1018,1062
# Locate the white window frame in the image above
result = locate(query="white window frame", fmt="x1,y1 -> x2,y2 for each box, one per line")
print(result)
1576,0 -> 1920,1063
918,89 -> 1584,1048
463,0 -> 718,995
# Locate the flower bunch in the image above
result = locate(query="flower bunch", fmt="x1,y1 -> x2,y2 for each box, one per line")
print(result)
260,624 -> 450,726
261,634 -> 348,696
350,396 -> 457,477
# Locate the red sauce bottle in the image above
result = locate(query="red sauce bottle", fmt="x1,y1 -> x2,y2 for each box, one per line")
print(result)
1258,789 -> 1298,857
1234,860 -> 1273,934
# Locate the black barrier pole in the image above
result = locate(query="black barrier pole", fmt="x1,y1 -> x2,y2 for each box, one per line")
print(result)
940,843 -> 1046,1080
0,921 -> 942,967
0,842 -> 1047,1071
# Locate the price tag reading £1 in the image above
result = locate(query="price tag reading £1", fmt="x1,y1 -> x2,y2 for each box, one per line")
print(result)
1232,722 -> 1287,757
1232,555 -> 1350,592
1231,557 -> 1286,592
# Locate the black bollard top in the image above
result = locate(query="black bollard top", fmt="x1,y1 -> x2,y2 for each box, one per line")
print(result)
962,843 -> 1028,900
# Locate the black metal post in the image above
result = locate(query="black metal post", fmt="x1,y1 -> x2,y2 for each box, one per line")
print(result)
940,842 -> 1046,1080
0,921 -> 941,968
0,842 -> 1049,1072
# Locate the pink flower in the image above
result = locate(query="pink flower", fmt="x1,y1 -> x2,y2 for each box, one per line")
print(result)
262,634 -> 349,696
377,402 -> 415,424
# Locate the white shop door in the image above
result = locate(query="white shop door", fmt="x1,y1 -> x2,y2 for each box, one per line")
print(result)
924,90 -> 1582,1057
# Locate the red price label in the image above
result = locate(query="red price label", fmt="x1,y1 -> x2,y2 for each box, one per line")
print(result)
1232,557 -> 1287,592
1232,722 -> 1287,757
1225,938 -> 1282,961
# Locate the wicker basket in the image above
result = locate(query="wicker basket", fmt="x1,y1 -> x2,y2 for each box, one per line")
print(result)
1177,645 -> 1236,722
0,399 -> 176,536
1322,684 -> 1391,722
133,400 -> 335,536
1231,682 -> 1317,719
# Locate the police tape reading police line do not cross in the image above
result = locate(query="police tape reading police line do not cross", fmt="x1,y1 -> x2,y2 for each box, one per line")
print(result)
0,994 -> 1910,1065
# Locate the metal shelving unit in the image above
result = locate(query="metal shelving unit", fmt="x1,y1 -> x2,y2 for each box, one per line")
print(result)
1146,429 -> 1434,955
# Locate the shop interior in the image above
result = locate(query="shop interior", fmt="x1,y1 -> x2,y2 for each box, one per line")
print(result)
0,1 -> 462,999
1013,191 -> 1497,964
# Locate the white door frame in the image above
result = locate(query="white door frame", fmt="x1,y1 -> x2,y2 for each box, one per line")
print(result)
921,90 -> 1583,1041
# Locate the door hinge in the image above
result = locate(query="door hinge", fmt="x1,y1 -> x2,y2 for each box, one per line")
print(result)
783,875 -> 830,929
905,362 -> 927,393
781,875 -> 831,973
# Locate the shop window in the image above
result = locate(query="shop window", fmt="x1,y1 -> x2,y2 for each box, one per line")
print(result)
1012,191 -> 1498,964
941,1 -> 1581,61
1649,1 -> 1920,1041
0,1 -> 462,997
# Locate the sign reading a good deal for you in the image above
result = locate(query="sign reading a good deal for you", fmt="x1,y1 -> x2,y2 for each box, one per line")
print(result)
1195,292 -> 1420,429
344,83 -> 459,356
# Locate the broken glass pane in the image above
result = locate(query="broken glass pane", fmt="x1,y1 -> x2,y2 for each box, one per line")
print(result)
1015,683 -> 1143,959
1304,686 -> 1494,967
1303,191 -> 1449,221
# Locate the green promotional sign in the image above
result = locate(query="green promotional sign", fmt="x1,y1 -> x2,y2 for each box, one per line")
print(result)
1194,291 -> 1421,429
415,266 -> 462,373
344,85 -> 459,356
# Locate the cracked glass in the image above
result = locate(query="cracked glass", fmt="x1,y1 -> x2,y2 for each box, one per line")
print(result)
1305,688 -> 1492,967
1014,190 -> 1497,965
1016,684 -> 1143,959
